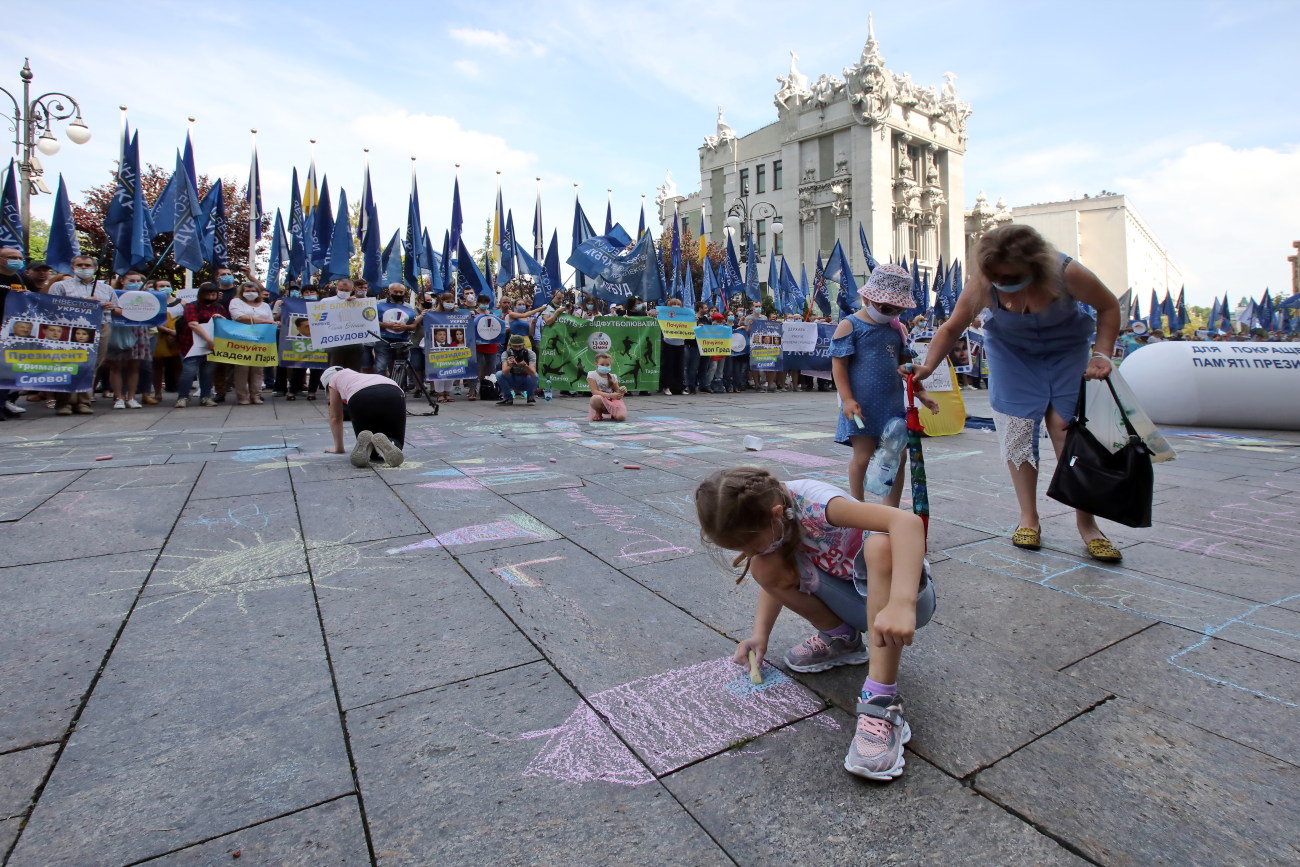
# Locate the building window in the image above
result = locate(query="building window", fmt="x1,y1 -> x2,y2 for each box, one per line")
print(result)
908,223 -> 920,263
819,207 -> 835,256
756,165 -> 766,194
819,137 -> 834,180
772,160 -> 782,190
740,168 -> 750,197
773,232 -> 783,257
756,219 -> 767,257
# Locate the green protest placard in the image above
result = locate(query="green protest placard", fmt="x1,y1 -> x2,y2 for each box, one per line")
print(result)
538,315 -> 661,390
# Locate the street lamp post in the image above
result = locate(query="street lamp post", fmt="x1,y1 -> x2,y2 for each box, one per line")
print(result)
723,197 -> 783,262
0,58 -> 92,250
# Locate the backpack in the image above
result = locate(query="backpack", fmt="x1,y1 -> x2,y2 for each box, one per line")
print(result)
478,377 -> 499,401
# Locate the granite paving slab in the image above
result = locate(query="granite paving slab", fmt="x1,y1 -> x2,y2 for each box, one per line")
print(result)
927,557 -> 1153,670
0,744 -> 57,821
663,709 -> 1084,866
454,540 -> 727,695
189,454 -> 295,500
508,485 -> 698,569
0,550 -> 158,751
390,485 -> 561,556
0,484 -> 189,568
298,476 -> 427,547
975,700 -> 1300,866
0,470 -> 82,521
580,467 -> 704,496
7,581 -> 353,867
59,462 -> 200,493
1064,623 -> 1300,764
146,796 -> 371,865
310,535 -> 541,710
1101,541 -> 1300,607
796,622 -> 1110,778
350,663 -> 733,866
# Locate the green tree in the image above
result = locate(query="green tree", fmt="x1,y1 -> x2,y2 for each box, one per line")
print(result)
26,218 -> 49,261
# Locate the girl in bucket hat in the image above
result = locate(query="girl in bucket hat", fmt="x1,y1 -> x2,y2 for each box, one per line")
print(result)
830,264 -> 938,503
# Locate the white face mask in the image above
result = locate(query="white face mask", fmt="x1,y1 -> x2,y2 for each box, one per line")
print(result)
864,304 -> 898,325
74,267 -> 95,280
336,290 -> 351,300
242,292 -> 260,302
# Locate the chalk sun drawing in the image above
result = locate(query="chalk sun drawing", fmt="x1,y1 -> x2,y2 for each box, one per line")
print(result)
137,529 -> 385,622
477,657 -> 825,786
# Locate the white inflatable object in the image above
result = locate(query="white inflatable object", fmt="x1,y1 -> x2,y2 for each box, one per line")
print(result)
1120,342 -> 1300,429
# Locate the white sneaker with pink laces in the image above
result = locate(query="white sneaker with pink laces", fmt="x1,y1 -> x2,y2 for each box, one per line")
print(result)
844,693 -> 910,781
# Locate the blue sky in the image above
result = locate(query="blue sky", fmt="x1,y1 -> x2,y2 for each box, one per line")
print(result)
13,0 -> 1299,305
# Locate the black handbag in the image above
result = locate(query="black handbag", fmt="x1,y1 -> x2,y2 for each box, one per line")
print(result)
1046,376 -> 1153,528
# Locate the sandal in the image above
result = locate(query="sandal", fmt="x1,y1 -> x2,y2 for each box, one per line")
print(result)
1011,527 -> 1041,550
306,393 -> 317,401
1085,538 -> 1123,563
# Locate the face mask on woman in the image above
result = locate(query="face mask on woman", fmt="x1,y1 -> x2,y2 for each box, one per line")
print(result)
125,281 -> 143,291
992,274 -> 1032,293
516,304 -> 527,313
242,291 -> 260,302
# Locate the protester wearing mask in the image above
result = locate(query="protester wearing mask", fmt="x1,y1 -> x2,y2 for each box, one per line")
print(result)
908,224 -> 1121,562
0,248 -> 35,417
427,292 -> 460,402
659,297 -> 686,395
174,282 -> 228,408
283,285 -> 324,399
496,334 -> 538,407
323,278 -> 368,373
373,283 -> 422,379
48,255 -> 118,414
104,271 -> 154,409
227,282 -> 276,405
471,293 -> 504,401
149,279 -> 181,402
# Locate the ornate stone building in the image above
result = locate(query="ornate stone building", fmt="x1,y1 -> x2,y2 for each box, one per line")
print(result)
658,19 -> 969,289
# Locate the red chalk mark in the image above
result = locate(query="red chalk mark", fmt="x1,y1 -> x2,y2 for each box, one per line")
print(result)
623,464 -> 641,470
95,455 -> 113,461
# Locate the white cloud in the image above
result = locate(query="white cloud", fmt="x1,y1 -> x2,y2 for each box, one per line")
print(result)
1116,143 -> 1300,302
453,59 -> 481,78
449,27 -> 544,57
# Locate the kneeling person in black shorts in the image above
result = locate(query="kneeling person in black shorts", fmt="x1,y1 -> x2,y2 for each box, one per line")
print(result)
321,365 -> 407,467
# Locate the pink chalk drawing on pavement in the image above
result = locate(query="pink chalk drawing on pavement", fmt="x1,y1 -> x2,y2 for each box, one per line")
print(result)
758,449 -> 841,468
416,478 -> 486,491
386,514 -> 556,553
492,556 -> 564,587
483,657 -> 826,786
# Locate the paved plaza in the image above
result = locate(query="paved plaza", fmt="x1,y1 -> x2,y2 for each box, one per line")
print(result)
0,389 -> 1297,866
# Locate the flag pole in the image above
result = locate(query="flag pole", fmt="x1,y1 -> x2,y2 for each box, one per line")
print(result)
248,129 -> 258,277
184,115 -> 196,291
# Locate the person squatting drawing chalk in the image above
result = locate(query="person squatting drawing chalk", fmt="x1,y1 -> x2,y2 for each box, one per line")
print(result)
695,466 -> 935,781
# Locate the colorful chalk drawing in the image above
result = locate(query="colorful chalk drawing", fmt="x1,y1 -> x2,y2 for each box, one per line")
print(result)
1164,431 -> 1300,448
564,490 -> 694,564
476,657 -> 826,785
947,538 -> 1300,707
182,502 -> 280,531
417,478 -> 486,491
755,449 -> 841,468
126,530 -> 396,622
670,431 -> 718,444
491,556 -> 564,587
1144,476 -> 1300,570
387,514 -> 558,553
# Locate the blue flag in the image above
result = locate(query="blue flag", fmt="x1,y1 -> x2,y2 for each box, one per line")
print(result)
265,209 -> 287,294
812,251 -> 831,316
248,144 -> 263,243
637,199 -> 646,239
450,174 -> 463,260
1258,291 -> 1275,332
744,233 -> 760,302
572,195 -> 596,291
46,174 -> 80,274
1207,297 -> 1221,332
952,260 -> 963,302
171,150 -> 205,273
457,235 -> 491,304
1131,296 -> 1142,325
440,229 -> 451,293
720,233 -> 744,300
424,229 -> 443,292
499,210 -> 517,283
858,222 -> 878,274
1219,293 -> 1233,331
310,177 -> 333,272
324,188 -> 352,281
533,187 -> 544,259
669,207 -> 682,299
404,175 -> 423,289
544,229 -> 563,298
360,200 -> 381,285
798,263 -> 810,317
0,162 -> 24,252
1175,287 -> 1188,332
105,130 -> 154,274
357,163 -> 374,244
605,195 -> 614,235
568,227 -> 666,305
779,258 -> 801,316
287,169 -> 307,280
1147,290 -> 1162,332
824,241 -> 859,318
381,230 -> 403,286
700,251 -> 716,307
199,179 -> 228,269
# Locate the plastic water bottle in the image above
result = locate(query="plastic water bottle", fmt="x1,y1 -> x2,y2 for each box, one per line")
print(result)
864,416 -> 908,497
543,377 -> 553,402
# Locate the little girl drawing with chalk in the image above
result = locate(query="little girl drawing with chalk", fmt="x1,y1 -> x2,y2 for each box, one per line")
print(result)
831,263 -> 939,503
695,466 -> 936,780
587,352 -> 628,421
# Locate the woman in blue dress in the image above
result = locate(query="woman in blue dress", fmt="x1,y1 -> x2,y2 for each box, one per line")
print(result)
831,263 -> 939,504
910,225 -> 1122,561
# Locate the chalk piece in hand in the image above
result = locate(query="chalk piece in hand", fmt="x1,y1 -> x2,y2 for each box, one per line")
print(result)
94,455 -> 113,461
853,414 -> 865,429
623,464 -> 641,470
748,650 -> 762,685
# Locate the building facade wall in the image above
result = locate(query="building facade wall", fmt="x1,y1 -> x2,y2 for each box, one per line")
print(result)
659,21 -> 969,288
